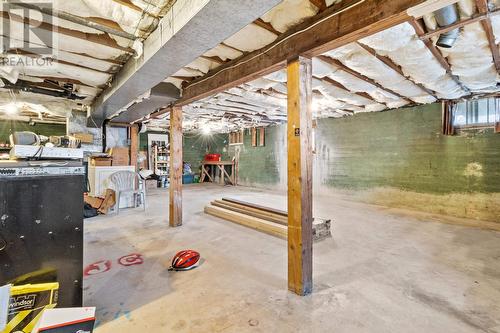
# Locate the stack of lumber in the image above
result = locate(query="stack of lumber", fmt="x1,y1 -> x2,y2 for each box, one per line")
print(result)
204,198 -> 331,242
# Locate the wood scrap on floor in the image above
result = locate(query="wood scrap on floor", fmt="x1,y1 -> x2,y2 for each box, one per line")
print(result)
204,198 -> 332,242
83,189 -> 116,215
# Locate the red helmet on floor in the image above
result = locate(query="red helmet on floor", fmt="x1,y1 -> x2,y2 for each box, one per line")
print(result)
169,250 -> 200,271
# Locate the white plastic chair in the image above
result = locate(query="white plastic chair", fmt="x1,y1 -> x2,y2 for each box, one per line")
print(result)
109,171 -> 146,214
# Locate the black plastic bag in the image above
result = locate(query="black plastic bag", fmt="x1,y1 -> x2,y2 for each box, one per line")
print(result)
84,203 -> 99,218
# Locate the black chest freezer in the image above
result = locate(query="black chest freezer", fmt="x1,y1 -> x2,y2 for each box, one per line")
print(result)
0,161 -> 85,307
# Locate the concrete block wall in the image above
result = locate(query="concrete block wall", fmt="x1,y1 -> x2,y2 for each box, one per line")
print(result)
226,103 -> 500,223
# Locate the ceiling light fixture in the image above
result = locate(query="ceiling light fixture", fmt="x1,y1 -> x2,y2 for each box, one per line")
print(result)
4,103 -> 18,115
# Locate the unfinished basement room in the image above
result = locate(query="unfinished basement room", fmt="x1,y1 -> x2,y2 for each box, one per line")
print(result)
1,0 -> 500,332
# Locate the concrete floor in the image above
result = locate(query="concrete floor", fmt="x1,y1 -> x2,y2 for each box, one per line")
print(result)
84,184 -> 500,332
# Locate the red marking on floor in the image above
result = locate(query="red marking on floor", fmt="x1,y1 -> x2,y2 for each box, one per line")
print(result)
84,260 -> 112,276
118,253 -> 144,267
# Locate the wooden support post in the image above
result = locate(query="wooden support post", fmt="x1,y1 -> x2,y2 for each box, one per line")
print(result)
287,56 -> 313,296
169,106 -> 183,227
129,124 -> 139,171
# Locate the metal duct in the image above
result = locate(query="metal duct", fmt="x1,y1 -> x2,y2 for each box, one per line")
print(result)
109,83 -> 180,124
435,5 -> 460,48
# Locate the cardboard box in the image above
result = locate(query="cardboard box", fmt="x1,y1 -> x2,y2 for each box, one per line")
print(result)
71,132 -> 94,144
5,283 -> 59,333
90,157 -> 112,166
111,147 -> 129,166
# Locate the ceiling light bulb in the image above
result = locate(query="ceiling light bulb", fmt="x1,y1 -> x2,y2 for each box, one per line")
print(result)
202,126 -> 211,135
5,103 -> 18,115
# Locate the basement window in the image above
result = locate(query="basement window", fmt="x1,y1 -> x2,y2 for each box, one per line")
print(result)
453,98 -> 499,128
229,130 -> 244,145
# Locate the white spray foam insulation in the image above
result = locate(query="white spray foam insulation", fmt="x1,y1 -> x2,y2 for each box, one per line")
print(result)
0,19 -> 125,60
187,58 -> 219,74
204,44 -> 243,61
163,77 -> 184,89
3,55 -> 112,87
261,0 -> 319,33
323,44 -> 435,104
173,67 -> 204,77
0,91 -> 77,117
491,14 -> 500,44
263,70 -> 287,82
457,0 -> 476,18
359,23 -> 467,99
224,24 -> 278,52
53,0 -> 156,36
438,22 -> 498,91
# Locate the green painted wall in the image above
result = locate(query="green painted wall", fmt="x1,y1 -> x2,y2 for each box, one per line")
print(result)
317,103 -> 500,194
183,133 -> 229,173
228,127 -> 285,187
231,103 -> 500,194
0,120 -> 66,144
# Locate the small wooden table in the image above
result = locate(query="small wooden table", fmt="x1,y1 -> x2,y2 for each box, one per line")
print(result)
200,160 -> 236,185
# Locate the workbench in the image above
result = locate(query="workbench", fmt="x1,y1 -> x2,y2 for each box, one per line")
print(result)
200,160 -> 236,185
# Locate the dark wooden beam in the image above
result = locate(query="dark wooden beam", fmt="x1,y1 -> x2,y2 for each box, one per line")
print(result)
476,0 -> 500,73
408,18 -> 471,94
318,55 -> 413,103
357,42 -> 439,99
169,106 -> 183,227
178,0 -> 426,106
287,56 -> 313,296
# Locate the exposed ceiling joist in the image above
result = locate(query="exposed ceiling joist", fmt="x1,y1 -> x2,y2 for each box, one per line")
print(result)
253,18 -> 281,35
1,11 -> 135,54
476,0 -> 500,73
318,55 -> 413,103
200,55 -> 226,65
177,0 -> 428,106
357,42 -> 439,99
418,13 -> 488,40
408,18 -> 471,94
10,2 -> 136,40
321,76 -> 385,106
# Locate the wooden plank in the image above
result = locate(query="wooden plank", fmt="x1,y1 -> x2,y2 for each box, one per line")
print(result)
204,205 -> 287,239
169,106 -> 182,227
287,56 -> 313,296
419,14 -> 488,40
211,201 -> 288,225
222,197 -> 288,216
177,0 -> 426,105
216,200 -> 288,222
251,127 -> 257,147
129,124 -> 139,171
